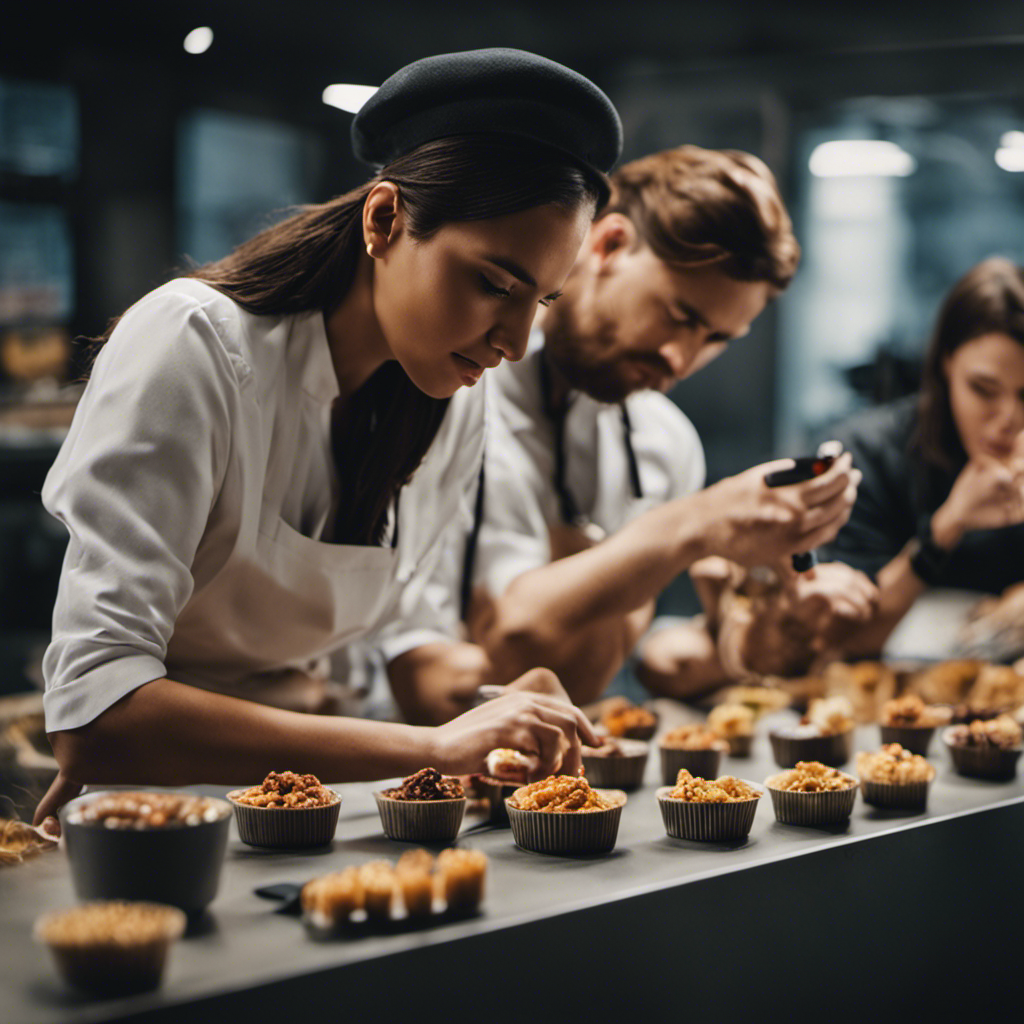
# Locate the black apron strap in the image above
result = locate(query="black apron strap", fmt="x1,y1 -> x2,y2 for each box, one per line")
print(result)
459,456 -> 486,621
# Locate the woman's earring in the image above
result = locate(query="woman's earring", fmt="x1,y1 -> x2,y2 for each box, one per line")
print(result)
366,241 -> 380,259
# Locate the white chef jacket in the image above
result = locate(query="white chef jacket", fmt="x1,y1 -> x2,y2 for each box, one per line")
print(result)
376,326 -> 706,662
41,279 -> 483,732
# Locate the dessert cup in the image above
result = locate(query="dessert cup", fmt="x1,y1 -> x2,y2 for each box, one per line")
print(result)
34,901 -> 186,996
656,783 -> 761,841
764,772 -> 858,826
769,727 -> 853,769
879,724 -> 937,756
505,788 -> 626,854
582,738 -> 649,790
942,727 -> 1023,781
373,792 -> 467,843
227,788 -> 341,848
659,743 -> 726,786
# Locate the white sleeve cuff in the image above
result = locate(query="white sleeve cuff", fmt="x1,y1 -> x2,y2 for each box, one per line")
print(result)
42,652 -> 168,733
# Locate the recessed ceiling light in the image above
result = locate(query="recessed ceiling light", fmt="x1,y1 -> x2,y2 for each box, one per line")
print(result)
184,27 -> 214,55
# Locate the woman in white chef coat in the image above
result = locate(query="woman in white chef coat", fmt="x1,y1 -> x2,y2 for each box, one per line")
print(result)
34,49 -> 622,829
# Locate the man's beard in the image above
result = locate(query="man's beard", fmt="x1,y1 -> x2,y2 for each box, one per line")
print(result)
543,305 -> 666,404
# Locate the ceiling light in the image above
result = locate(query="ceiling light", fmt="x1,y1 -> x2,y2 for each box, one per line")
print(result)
322,84 -> 378,113
183,27 -> 214,55
809,140 -> 916,178
996,147 -> 1024,172
999,130 -> 1024,149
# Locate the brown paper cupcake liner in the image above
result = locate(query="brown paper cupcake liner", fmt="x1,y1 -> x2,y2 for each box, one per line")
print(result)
659,745 -> 725,786
583,741 -> 649,790
227,791 -> 341,848
374,793 -> 467,842
471,778 -> 519,824
943,735 -> 1023,781
764,776 -> 858,825
769,728 -> 853,769
860,778 -> 931,809
505,790 -> 625,854
35,904 -> 186,997
724,734 -> 753,758
656,785 -> 760,841
880,725 -> 936,756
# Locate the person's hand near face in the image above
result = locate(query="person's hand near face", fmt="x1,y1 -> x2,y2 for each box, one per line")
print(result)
931,332 -> 1024,549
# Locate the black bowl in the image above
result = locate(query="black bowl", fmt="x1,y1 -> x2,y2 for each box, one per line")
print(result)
60,792 -> 231,914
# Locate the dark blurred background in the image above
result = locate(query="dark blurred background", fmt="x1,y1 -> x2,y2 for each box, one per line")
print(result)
5,2 -> 1024,704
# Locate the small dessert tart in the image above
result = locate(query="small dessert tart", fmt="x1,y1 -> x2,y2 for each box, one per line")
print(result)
708,703 -> 756,757
34,901 -> 186,996
943,715 -> 1024,781
764,761 -> 859,826
856,743 -> 936,809
659,725 -> 729,784
228,771 -> 341,848
657,770 -> 762,842
375,768 -> 467,842
769,697 -> 855,768
506,776 -> 626,854
581,737 -> 650,790
601,702 -> 659,741
878,694 -> 951,756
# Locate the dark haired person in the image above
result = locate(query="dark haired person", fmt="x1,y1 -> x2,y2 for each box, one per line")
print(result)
380,146 -> 870,716
33,49 -> 618,829
816,256 -> 1024,654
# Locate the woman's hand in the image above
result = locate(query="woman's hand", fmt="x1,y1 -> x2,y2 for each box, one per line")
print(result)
932,448 -> 1024,549
697,453 -> 861,567
32,770 -> 84,839
787,561 -> 880,647
429,687 -> 598,780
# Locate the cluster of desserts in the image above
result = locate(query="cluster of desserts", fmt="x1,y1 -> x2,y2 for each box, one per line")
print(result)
879,694 -> 950,729
66,792 -> 228,829
301,847 -> 487,927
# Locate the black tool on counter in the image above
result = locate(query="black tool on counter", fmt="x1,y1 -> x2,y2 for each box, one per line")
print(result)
764,440 -> 844,572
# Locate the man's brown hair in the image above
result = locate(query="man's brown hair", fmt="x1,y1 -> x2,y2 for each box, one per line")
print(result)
602,145 -> 800,290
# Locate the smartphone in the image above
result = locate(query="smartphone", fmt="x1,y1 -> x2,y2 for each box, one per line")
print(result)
764,440 -> 844,488
764,441 -> 844,571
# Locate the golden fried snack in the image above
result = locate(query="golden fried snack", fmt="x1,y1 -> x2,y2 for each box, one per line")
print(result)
436,848 -> 487,913
301,867 -> 364,925
856,744 -> 935,784
666,769 -> 761,803
358,862 -> 397,920
510,775 -> 614,812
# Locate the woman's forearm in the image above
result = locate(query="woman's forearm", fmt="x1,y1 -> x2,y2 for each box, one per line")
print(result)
49,677 -> 436,787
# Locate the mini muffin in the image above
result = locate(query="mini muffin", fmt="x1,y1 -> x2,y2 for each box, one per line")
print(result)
301,867 -> 365,929
358,861 -> 397,920
659,724 -> 729,784
601,701 -> 659,741
708,704 -> 756,757
436,848 -> 487,914
34,901 -> 186,996
506,776 -> 626,855
375,767 -> 467,842
764,761 -> 858,826
879,694 -> 951,755
657,770 -> 762,841
856,743 -> 936,809
769,697 -> 855,768
581,737 -> 650,790
396,849 -> 435,918
943,715 -> 1024,781
228,770 -> 341,848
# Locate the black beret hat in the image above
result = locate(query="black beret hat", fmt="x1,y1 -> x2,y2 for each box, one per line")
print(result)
351,48 -> 622,177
